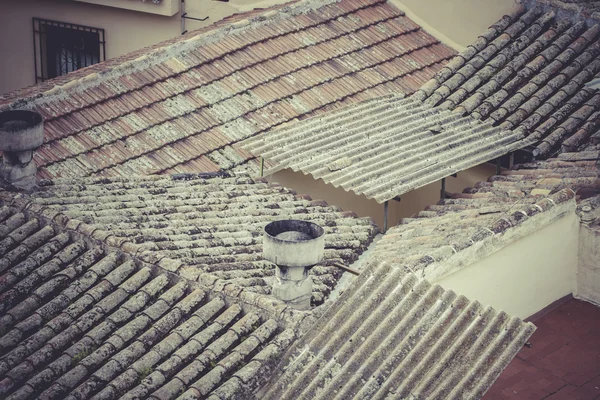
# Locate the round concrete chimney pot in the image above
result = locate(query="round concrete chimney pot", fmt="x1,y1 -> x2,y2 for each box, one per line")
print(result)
0,110 -> 44,190
264,220 -> 325,310
263,219 -> 325,268
0,110 -> 44,152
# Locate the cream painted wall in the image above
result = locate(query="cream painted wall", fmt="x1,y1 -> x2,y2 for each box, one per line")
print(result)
0,0 -> 290,96
269,163 -> 498,229
436,210 -> 579,320
0,0 -> 177,95
74,0 -> 180,16
392,0 -> 518,49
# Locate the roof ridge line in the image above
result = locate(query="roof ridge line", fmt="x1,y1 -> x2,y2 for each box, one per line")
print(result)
525,0 -> 600,22
0,0 -> 348,110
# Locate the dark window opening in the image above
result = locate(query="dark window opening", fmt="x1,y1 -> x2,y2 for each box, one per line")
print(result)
487,149 -> 533,170
33,18 -> 106,83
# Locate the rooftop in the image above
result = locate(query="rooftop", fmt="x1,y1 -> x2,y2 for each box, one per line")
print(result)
242,94 -> 522,203
484,297 -> 600,400
0,200 -> 296,400
370,154 -> 600,281
2,0 -> 600,398
1,173 -> 377,306
263,258 -> 535,400
0,0 -> 455,180
415,3 -> 600,159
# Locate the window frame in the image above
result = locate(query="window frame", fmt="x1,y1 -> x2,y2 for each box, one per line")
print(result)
32,17 -> 106,83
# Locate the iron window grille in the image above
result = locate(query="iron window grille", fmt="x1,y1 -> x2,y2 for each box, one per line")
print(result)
33,18 -> 106,83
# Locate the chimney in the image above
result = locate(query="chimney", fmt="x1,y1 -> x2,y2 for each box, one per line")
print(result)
0,110 -> 44,191
263,219 -> 325,310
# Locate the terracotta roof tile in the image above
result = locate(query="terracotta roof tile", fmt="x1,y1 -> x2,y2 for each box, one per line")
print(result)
0,0 -> 454,180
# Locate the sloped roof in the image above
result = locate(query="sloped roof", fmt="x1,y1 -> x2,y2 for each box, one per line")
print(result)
414,4 -> 600,159
14,173 -> 377,306
372,154 -> 600,279
262,258 -> 536,400
535,0 -> 600,14
0,200 -> 297,400
242,94 -> 523,203
0,0 -> 455,180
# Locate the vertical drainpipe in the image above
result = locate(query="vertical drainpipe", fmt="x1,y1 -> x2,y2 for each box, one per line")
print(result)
180,0 -> 186,34
260,157 -> 264,177
440,177 -> 446,201
383,200 -> 389,234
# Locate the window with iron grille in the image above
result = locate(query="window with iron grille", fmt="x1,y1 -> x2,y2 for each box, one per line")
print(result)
33,18 -> 106,83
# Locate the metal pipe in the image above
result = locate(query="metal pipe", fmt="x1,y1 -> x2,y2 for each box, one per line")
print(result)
181,0 -> 186,34
440,177 -> 446,200
509,152 -> 515,169
333,262 -> 360,276
260,157 -> 265,177
383,200 -> 389,233
182,13 -> 209,21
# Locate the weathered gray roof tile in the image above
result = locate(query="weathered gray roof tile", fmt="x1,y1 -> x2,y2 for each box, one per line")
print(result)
0,198 -> 298,399
18,174 -> 377,305
369,156 -> 600,281
416,4 -> 600,157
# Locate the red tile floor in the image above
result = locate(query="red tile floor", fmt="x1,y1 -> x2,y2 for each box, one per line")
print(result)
484,298 -> 600,400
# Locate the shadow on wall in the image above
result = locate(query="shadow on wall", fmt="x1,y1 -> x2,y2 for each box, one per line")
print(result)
269,163 -> 498,229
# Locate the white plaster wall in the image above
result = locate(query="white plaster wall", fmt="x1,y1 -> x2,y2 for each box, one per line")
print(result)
436,209 -> 579,320
270,163 -> 497,229
575,225 -> 600,306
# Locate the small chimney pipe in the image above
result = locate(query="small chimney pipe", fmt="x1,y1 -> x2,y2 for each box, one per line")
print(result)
0,110 -> 44,190
263,220 -> 325,310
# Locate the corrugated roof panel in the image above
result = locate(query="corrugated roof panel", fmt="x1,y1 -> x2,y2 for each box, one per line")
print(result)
262,258 -> 535,400
243,95 -> 525,203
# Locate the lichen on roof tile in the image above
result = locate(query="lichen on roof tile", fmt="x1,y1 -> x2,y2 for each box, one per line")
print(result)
262,258 -> 536,400
414,2 -> 600,159
368,156 -> 600,281
19,173 -> 378,306
0,197 -> 297,400
0,0 -> 455,180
